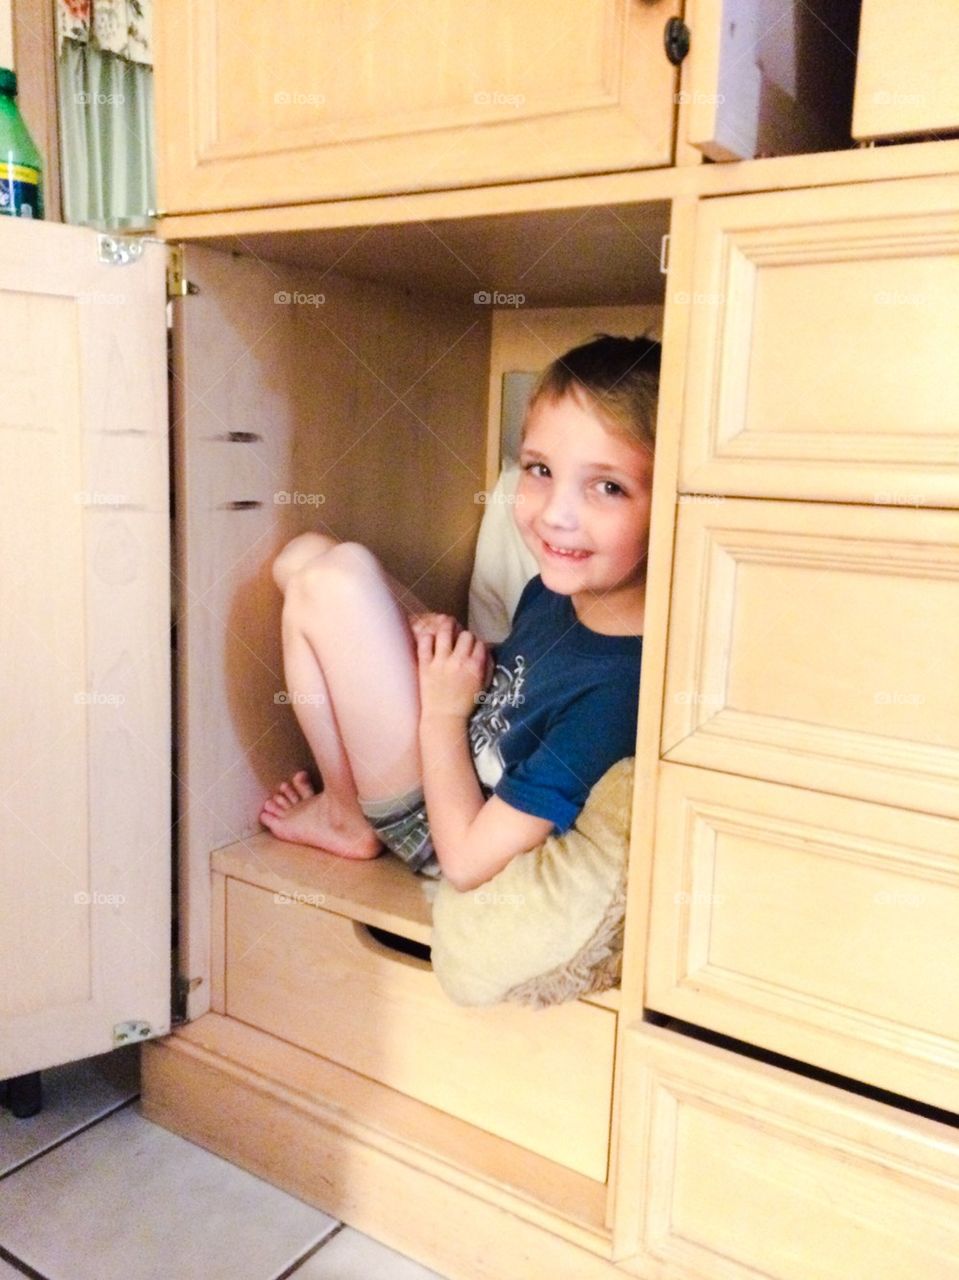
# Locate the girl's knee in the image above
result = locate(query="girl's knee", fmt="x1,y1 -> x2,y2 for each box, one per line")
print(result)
272,532 -> 339,592
286,540 -> 382,604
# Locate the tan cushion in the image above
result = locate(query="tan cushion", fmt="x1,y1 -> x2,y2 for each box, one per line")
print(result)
430,758 -> 634,1008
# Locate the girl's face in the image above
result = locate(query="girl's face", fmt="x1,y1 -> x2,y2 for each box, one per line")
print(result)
514,391 -> 654,632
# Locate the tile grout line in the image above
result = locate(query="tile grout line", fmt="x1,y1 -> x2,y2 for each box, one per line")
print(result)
0,1241 -> 51,1280
0,1095 -> 141,1183
270,1222 -> 347,1280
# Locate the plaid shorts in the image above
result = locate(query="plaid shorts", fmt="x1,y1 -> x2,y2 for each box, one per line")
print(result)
359,785 -> 441,879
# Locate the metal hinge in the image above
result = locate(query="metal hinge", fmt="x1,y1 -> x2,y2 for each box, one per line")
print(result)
113,1020 -> 153,1045
166,244 -> 199,300
97,233 -> 146,266
172,974 -> 202,1025
664,16 -> 691,66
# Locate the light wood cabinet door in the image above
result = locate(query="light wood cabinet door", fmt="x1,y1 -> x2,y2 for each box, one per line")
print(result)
645,763 -> 959,1112
676,175 -> 959,505
155,0 -> 680,215
853,0 -> 959,140
613,1024 -> 959,1278
0,222 -> 171,1076
661,497 -> 959,820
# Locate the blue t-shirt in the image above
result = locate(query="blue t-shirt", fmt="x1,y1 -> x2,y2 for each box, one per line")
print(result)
467,575 -> 642,834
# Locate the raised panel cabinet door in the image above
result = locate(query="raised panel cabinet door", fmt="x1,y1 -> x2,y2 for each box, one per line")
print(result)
676,175 -> 959,504
0,221 -> 171,1076
612,1024 -> 959,1277
853,0 -> 959,140
645,763 -> 959,1112
154,0 -> 681,215
660,497 -> 959,820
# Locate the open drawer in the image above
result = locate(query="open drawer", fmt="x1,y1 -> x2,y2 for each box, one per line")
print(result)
212,835 -> 618,1182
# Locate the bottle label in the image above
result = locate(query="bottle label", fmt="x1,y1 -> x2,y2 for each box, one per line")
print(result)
0,162 -> 41,218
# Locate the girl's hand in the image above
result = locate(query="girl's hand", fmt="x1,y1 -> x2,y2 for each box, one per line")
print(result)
417,616 -> 488,721
409,611 -> 462,642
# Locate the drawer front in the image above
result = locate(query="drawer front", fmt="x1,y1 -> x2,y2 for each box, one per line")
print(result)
613,1024 -> 959,1278
661,497 -> 959,819
645,763 -> 959,1112
677,176 -> 959,505
224,879 -> 616,1181
853,0 -> 959,140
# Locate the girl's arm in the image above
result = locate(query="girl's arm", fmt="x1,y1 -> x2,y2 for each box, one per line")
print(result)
417,619 -> 553,891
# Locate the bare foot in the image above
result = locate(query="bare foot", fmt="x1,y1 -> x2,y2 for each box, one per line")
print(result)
259,770 -> 381,861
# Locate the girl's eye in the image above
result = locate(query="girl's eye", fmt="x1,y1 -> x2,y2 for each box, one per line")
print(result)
522,461 -> 550,478
598,479 -> 626,497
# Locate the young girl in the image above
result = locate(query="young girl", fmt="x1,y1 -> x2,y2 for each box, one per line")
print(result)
260,334 -> 659,891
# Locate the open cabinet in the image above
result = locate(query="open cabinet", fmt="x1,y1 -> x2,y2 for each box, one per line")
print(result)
141,142 -> 959,1278
7,0 -> 959,1274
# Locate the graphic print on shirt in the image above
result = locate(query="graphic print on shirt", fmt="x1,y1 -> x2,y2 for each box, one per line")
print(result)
469,654 -> 528,791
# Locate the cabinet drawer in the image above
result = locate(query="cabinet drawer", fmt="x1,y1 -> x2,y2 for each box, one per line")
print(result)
224,878 -> 616,1181
614,1024 -> 959,1278
646,763 -> 959,1112
677,177 -> 959,505
853,0 -> 959,140
662,497 -> 959,819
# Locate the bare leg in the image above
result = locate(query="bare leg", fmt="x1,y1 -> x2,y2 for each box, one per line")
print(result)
260,537 -> 427,856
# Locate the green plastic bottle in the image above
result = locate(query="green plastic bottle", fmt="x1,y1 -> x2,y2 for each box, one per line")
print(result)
0,67 -> 43,219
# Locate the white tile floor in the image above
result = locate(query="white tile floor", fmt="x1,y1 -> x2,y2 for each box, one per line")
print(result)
0,1048 -> 449,1280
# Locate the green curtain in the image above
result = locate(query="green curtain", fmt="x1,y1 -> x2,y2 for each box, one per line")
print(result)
57,39 -> 155,229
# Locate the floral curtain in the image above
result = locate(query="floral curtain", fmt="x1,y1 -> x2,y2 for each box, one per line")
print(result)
56,1 -> 155,228
57,0 -> 153,66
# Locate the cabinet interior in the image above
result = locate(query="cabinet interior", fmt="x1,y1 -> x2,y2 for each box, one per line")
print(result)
172,196 -> 669,1021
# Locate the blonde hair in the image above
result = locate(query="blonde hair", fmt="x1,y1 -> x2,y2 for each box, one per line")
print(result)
526,334 -> 660,449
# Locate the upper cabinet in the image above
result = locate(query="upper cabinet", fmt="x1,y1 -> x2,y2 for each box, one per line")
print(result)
853,0 -> 959,141
155,0 -> 860,218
